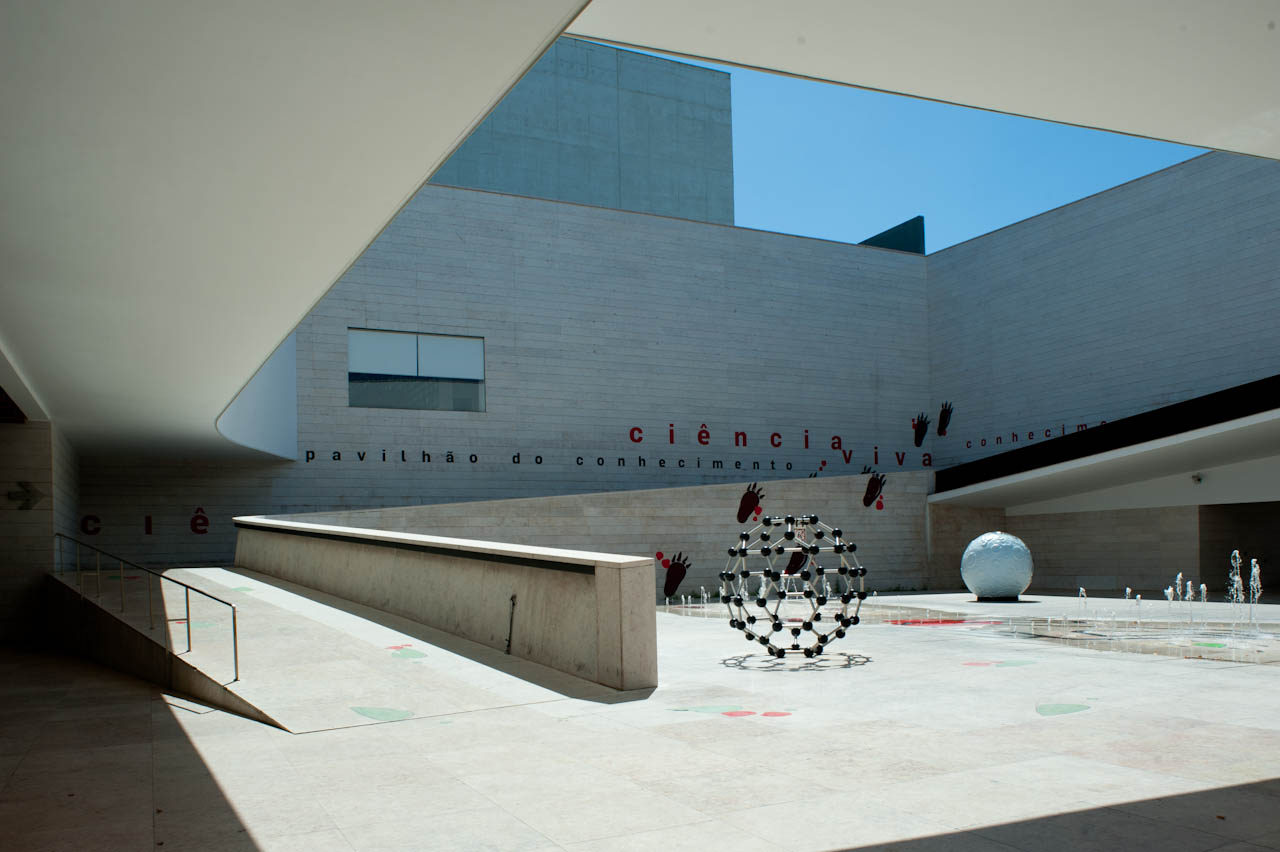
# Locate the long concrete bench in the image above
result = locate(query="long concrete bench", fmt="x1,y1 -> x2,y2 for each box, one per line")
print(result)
232,516 -> 657,690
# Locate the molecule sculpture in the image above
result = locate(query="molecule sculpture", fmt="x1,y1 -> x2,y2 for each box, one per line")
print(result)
720,514 -> 868,658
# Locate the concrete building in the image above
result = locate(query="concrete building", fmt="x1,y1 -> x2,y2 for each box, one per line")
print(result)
3,5 -> 1280,851
25,37 -> 1269,606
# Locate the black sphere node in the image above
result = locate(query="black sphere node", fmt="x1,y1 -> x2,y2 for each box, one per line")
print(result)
720,510 -> 868,657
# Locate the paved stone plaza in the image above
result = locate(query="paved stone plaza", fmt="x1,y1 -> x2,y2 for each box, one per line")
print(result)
3,580 -> 1280,851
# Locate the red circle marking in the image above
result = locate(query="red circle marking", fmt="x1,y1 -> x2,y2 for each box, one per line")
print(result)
662,559 -> 670,569
722,710 -> 756,717
655,551 -> 664,560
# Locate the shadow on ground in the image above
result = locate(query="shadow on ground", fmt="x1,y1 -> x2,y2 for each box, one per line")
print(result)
0,647 -> 259,851
831,777 -> 1280,852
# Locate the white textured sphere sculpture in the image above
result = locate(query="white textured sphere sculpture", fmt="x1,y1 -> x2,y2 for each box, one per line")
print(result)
961,532 -> 1033,600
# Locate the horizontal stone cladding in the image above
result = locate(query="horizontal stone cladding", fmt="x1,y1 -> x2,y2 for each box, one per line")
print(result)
926,151 -> 1280,469
78,185 -> 929,567
1002,506 -> 1200,596
430,37 -> 734,225
295,185 -> 929,503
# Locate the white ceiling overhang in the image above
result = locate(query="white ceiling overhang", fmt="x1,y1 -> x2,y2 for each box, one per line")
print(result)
927,409 -> 1280,512
0,0 -> 587,456
569,0 -> 1280,160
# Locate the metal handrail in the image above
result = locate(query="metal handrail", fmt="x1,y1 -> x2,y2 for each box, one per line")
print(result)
52,533 -> 238,682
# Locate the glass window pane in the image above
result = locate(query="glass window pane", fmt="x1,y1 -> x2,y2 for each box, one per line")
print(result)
348,329 -> 416,376
417,335 -> 484,380
348,374 -> 484,412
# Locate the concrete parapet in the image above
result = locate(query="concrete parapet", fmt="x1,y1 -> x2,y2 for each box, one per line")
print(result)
232,517 -> 658,690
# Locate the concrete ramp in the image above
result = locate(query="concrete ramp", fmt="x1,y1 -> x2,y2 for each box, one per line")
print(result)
47,566 -> 635,733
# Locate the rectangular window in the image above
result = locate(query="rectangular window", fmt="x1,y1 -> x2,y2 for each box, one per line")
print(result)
348,329 -> 485,411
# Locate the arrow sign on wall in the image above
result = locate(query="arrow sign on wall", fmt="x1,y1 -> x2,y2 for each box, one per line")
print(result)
6,481 -> 44,510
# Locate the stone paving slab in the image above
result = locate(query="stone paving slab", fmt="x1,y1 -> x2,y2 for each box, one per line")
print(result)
9,583 -> 1280,850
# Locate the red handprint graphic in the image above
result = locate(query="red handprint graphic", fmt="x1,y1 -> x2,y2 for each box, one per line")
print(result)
657,551 -> 690,598
863,472 -> 887,508
737,483 -> 765,523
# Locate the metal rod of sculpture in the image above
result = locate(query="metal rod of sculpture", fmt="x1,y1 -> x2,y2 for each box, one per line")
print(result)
719,513 -> 867,658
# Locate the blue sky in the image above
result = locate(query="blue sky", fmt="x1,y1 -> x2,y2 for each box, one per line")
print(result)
693,60 -> 1205,253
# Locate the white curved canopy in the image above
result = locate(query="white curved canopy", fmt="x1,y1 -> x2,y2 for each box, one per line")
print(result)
0,0 -> 587,455
2,0 -> 1277,457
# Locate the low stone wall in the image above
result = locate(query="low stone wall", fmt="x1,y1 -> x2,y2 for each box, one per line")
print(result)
233,517 -> 657,690
265,473 -> 935,600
